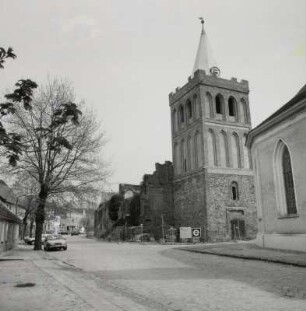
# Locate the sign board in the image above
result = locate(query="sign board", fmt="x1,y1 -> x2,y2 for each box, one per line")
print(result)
180,227 -> 192,239
192,228 -> 201,238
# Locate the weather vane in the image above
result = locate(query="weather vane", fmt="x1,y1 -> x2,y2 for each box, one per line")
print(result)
199,17 -> 204,25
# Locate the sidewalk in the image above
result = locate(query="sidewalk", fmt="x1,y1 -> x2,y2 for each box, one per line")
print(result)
0,245 -> 94,311
178,241 -> 306,267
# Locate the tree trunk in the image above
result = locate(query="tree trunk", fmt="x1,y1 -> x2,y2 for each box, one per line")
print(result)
34,186 -> 48,250
29,220 -> 34,238
22,217 -> 27,240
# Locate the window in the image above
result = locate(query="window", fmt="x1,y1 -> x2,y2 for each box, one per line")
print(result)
215,94 -> 223,114
282,146 -> 297,214
274,140 -> 298,216
186,100 -> 192,119
231,182 -> 239,200
172,109 -> 177,132
228,97 -> 237,117
179,105 -> 185,123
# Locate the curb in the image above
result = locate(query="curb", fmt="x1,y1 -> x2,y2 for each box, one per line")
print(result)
177,248 -> 306,268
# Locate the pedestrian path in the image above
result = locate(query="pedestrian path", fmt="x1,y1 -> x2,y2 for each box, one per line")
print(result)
178,241 -> 306,267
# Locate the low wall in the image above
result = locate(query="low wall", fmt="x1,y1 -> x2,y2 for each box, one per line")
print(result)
256,233 -> 306,252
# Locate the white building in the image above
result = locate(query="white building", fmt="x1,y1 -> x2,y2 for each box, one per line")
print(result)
247,84 -> 306,251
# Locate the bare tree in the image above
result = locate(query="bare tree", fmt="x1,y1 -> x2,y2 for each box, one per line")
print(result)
3,79 -> 108,250
12,173 -> 39,239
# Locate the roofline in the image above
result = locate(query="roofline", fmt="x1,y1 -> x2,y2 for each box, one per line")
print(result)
246,87 -> 306,148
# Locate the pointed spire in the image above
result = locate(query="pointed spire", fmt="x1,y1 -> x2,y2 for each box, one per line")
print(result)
192,19 -> 220,76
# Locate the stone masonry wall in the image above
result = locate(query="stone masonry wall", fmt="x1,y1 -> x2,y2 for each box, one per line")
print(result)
205,172 -> 257,241
140,162 -> 174,240
173,171 -> 207,238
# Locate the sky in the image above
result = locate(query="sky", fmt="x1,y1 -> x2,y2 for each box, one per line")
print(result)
1,0 -> 305,192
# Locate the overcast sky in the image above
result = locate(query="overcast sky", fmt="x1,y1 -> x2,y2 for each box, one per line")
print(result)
1,0 -> 305,192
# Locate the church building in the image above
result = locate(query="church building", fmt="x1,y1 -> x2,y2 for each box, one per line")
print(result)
247,84 -> 306,251
169,21 -> 257,241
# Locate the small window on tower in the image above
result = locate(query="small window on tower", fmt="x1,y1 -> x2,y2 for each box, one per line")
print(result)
215,94 -> 224,114
231,182 -> 239,200
187,100 -> 192,119
228,97 -> 237,117
179,105 -> 185,123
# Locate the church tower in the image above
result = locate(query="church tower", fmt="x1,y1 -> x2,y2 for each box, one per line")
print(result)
169,20 -> 257,241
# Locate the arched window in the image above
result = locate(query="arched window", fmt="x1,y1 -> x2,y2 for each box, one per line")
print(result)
240,99 -> 248,124
231,182 -> 239,200
228,96 -> 238,119
220,131 -> 229,167
174,142 -> 179,175
194,131 -> 202,168
186,100 -> 192,119
215,94 -> 224,115
282,146 -> 297,214
193,94 -> 200,119
231,133 -> 241,168
205,92 -> 214,118
274,141 -> 297,216
179,105 -> 185,124
172,109 -> 177,132
242,134 -> 250,169
187,136 -> 192,170
207,129 -> 217,166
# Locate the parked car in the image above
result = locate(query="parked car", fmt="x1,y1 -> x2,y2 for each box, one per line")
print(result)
24,236 -> 35,245
59,230 -> 68,235
44,234 -> 67,251
41,233 -> 52,244
71,230 -> 79,236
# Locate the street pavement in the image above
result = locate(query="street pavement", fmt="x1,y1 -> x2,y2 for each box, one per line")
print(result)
1,235 -> 306,311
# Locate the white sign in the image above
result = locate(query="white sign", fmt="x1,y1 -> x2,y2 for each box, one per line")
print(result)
192,228 -> 201,237
180,227 -> 192,239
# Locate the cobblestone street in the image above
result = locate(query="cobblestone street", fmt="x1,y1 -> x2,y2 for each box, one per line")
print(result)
1,236 -> 306,311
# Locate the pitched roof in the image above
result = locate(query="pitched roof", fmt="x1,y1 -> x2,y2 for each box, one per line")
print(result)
246,84 -> 306,148
0,201 -> 21,223
0,180 -> 17,205
192,22 -> 218,75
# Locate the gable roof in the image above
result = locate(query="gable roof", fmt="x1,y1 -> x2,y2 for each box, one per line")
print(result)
0,180 -> 17,205
246,84 -> 306,148
0,201 -> 22,223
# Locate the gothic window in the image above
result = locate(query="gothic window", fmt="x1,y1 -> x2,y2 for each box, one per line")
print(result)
240,99 -> 248,124
179,105 -> 185,124
282,146 -> 297,215
180,140 -> 185,173
228,96 -> 238,118
231,182 -> 239,200
215,94 -> 224,115
187,136 -> 192,170
274,140 -> 297,216
220,131 -> 229,167
207,129 -> 217,166
186,100 -> 192,119
194,131 -> 202,168
205,92 -> 214,118
242,134 -> 250,169
231,133 -> 241,168
172,109 -> 177,132
174,143 -> 179,175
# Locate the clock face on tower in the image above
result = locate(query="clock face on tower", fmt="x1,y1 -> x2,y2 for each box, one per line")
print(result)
210,67 -> 220,77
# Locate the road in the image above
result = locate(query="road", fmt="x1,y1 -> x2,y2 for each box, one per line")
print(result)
38,235 -> 306,311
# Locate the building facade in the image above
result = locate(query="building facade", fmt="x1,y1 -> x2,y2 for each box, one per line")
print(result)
247,84 -> 306,251
0,201 -> 21,253
169,22 -> 257,241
